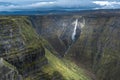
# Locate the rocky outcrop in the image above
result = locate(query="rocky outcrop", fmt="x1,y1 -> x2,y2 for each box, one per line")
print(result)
0,58 -> 23,80
0,17 -> 47,80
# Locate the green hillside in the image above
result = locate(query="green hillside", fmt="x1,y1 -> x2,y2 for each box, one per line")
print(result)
42,49 -> 91,80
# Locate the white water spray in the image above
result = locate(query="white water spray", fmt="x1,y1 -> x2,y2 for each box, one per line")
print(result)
64,18 -> 85,56
64,19 -> 78,56
72,19 -> 78,41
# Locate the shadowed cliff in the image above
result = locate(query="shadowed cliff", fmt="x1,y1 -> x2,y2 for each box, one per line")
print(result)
0,16 -> 48,80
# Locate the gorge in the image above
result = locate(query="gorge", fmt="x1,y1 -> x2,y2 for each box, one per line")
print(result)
0,11 -> 120,80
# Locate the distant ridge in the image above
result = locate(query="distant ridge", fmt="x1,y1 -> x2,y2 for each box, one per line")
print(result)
0,9 -> 120,16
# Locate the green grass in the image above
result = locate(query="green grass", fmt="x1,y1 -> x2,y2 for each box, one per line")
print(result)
42,49 -> 91,80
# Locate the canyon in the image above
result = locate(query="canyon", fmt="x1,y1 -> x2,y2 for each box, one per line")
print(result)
0,11 -> 120,80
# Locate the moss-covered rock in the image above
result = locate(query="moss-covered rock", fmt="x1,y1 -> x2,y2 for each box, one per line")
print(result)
0,16 -> 47,80
0,58 -> 23,80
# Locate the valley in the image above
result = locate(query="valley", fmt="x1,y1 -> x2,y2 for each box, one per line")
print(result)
0,12 -> 120,80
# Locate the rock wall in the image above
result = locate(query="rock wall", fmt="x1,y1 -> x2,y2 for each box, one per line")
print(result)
0,17 -> 47,80
69,16 -> 120,80
31,14 -> 120,80
0,58 -> 23,80
0,16 -> 70,80
30,16 -> 82,56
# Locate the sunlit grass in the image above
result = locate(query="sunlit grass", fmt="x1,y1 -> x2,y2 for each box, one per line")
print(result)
42,49 -> 91,80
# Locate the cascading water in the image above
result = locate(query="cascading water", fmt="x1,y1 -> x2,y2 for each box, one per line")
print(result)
64,19 -> 79,56
64,18 -> 85,56
72,19 -> 78,41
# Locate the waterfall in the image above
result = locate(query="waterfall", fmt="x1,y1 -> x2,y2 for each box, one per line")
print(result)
64,19 -> 78,56
64,18 -> 85,57
72,19 -> 78,41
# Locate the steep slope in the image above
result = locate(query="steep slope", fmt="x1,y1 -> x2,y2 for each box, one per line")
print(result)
31,14 -> 120,80
30,15 -> 82,57
0,16 -> 47,80
42,49 -> 91,80
69,16 -> 120,80
0,16 -> 92,80
0,58 -> 23,80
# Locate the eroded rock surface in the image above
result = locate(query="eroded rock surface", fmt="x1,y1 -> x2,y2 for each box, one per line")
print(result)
0,58 -> 23,80
0,17 -> 47,80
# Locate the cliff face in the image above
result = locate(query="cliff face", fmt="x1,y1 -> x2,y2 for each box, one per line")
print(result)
69,16 -> 120,80
31,14 -> 120,80
0,58 -> 23,80
30,16 -> 82,57
0,17 -> 47,80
